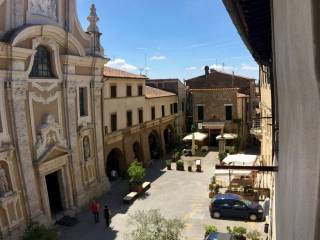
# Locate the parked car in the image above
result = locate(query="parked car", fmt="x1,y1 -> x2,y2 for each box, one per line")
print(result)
182,148 -> 192,156
209,193 -> 264,221
205,232 -> 234,240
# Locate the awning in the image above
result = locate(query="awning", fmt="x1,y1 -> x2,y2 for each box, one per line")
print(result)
216,133 -> 238,140
183,132 -> 208,141
222,154 -> 257,166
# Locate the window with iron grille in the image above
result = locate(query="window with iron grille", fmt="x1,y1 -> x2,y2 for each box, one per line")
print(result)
30,46 -> 54,78
170,104 -> 173,114
151,107 -> 155,120
138,85 -> 143,96
174,103 -> 178,113
127,85 -> 132,97
111,113 -> 117,132
127,110 -> 132,127
79,87 -> 88,117
225,105 -> 233,121
138,108 -> 143,123
110,85 -> 117,98
162,105 -> 165,117
197,105 -> 204,121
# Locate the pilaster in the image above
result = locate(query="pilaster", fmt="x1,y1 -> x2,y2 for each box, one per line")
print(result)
10,80 -> 42,219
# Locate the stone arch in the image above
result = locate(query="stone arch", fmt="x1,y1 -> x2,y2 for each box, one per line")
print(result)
133,141 -> 144,163
105,148 -> 125,181
163,124 -> 175,153
11,25 -> 86,57
148,130 -> 161,159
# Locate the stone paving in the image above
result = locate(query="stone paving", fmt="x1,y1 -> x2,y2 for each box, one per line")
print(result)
59,151 -> 266,240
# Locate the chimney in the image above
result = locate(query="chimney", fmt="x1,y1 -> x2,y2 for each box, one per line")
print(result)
204,66 -> 209,78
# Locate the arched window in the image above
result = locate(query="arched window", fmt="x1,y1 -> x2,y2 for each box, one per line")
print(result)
30,46 -> 54,78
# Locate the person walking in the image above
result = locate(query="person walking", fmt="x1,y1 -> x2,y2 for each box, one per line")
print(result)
90,199 -> 100,223
103,205 -> 111,228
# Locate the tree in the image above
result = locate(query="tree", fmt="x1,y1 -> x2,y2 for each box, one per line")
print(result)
127,209 -> 185,240
22,221 -> 58,240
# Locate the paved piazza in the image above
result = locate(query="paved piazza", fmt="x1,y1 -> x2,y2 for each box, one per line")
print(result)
60,151 -> 266,240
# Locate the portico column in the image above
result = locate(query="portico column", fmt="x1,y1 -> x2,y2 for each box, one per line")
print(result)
10,80 -> 42,219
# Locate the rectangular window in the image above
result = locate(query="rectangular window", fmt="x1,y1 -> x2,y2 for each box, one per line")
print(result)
225,105 -> 233,121
151,107 -> 155,120
162,105 -> 165,117
127,85 -> 132,97
79,87 -> 88,117
110,85 -> 117,98
197,105 -> 204,121
111,113 -> 117,132
174,103 -> 178,113
127,110 -> 132,127
138,85 -> 143,96
170,104 -> 173,114
182,102 -> 185,112
138,108 -> 143,124
0,112 -> 2,133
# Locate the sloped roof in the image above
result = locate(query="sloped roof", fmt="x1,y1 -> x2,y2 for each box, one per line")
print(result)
145,86 -> 176,99
104,67 -> 148,79
186,69 -> 254,95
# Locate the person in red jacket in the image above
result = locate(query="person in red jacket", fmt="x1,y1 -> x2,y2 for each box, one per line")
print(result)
90,199 -> 100,223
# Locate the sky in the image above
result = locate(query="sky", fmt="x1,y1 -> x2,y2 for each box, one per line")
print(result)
77,0 -> 258,80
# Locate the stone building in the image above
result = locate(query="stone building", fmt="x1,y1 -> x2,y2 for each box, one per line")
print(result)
146,78 -> 187,139
223,0 -> 320,239
185,67 -> 256,152
0,0 -> 109,238
103,67 -> 180,181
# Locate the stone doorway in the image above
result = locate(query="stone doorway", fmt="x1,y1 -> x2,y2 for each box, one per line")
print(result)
163,125 -> 174,153
45,171 -> 63,216
209,130 -> 220,147
149,131 -> 161,159
106,148 -> 125,181
133,142 -> 143,163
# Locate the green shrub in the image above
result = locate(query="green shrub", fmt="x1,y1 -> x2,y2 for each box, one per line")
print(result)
219,152 -> 227,161
227,226 -> 247,237
204,224 -> 218,237
176,160 -> 184,167
22,221 -> 58,240
246,230 -> 262,240
128,161 -> 145,184
166,160 -> 172,166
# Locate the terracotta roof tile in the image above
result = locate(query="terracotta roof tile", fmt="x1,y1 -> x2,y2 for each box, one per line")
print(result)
104,67 -> 148,79
145,86 -> 176,98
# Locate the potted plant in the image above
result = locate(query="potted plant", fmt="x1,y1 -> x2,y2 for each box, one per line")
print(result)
176,160 -> 184,171
218,152 -> 227,162
128,161 -> 146,193
227,226 -> 247,240
166,160 -> 172,170
204,224 -> 218,238
246,230 -> 262,240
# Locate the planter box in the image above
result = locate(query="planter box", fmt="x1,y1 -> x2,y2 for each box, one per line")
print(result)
129,183 -> 143,193
176,165 -> 184,171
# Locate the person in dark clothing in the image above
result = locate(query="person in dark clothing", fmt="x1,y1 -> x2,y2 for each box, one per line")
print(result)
103,205 -> 111,228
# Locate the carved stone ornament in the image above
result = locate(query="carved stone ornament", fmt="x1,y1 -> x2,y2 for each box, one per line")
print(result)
31,0 -> 57,21
83,136 -> 91,161
36,114 -> 67,159
87,4 -> 100,33
0,165 -> 10,197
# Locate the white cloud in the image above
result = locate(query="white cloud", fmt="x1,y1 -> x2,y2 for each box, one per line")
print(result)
208,64 -> 236,72
186,66 -> 197,71
241,64 -> 258,71
151,56 -> 166,60
106,58 -> 137,72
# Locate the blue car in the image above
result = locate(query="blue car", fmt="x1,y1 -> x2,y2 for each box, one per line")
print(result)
205,232 -> 234,240
209,193 -> 264,221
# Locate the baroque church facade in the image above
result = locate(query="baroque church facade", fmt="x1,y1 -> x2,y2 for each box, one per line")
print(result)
0,0 -> 110,237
